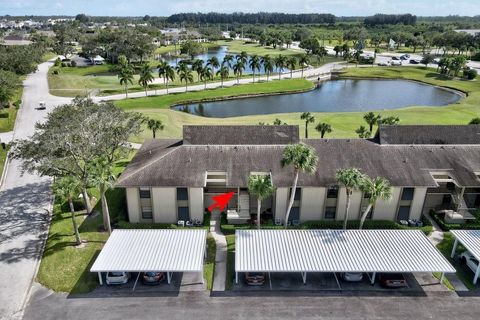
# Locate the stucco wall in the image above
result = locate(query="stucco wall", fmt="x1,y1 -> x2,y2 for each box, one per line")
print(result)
371,187 -> 401,220
300,187 -> 326,221
410,187 -> 427,220
126,188 -> 140,223
152,187 -> 176,223
189,187 -> 204,222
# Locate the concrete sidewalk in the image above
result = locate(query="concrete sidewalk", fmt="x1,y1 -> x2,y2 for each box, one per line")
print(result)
210,210 -> 227,291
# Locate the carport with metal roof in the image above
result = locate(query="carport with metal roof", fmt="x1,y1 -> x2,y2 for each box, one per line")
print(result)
450,230 -> 480,284
235,229 -> 455,286
91,229 -> 207,286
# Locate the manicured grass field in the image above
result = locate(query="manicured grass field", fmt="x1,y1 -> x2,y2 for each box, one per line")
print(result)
216,40 -> 301,56
115,78 -> 315,141
114,66 -> 480,142
0,147 -> 7,179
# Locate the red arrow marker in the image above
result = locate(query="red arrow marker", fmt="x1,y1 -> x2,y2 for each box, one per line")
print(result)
208,192 -> 235,212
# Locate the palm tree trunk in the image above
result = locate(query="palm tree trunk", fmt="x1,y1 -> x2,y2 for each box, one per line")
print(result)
100,185 -> 112,234
305,123 -> 308,139
69,198 -> 81,245
290,70 -> 293,78
204,80 -> 207,89
125,85 -> 128,98
342,191 -> 351,230
82,188 -> 92,215
284,169 -> 299,228
152,130 -> 156,138
301,68 -> 304,78
257,199 -> 262,229
166,80 -> 169,94
145,86 -> 148,97
359,203 -> 373,230
252,71 -> 255,84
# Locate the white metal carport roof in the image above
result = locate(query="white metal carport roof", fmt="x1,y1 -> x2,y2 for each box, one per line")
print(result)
91,229 -> 207,273
235,229 -> 455,274
450,230 -> 480,284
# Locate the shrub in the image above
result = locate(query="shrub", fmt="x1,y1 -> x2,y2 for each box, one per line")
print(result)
52,70 -> 59,75
70,60 -> 77,67
0,112 -> 8,119
61,62 -> 67,67
463,68 -> 477,80
472,52 -> 480,62
13,100 -> 21,109
54,58 -> 62,67
430,209 -> 480,231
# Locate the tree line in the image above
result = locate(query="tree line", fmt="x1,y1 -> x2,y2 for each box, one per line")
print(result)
364,14 -> 417,26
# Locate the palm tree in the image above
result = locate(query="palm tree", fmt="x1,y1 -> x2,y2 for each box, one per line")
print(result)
281,143 -> 318,227
157,60 -> 169,94
192,59 -> 204,82
299,55 -> 309,78
359,176 -> 392,229
177,63 -> 194,92
223,54 -> 234,69
138,63 -> 154,96
363,112 -> 382,132
286,56 -> 297,79
164,64 -> 175,94
300,112 -> 315,138
206,56 -> 220,74
199,65 -> 213,89
117,64 -> 134,98
249,54 -> 261,83
233,61 -> 245,84
147,118 -> 164,138
355,126 -> 371,138
216,65 -> 229,88
336,168 -> 365,230
315,122 -> 332,138
52,176 -> 82,245
89,157 -> 117,234
236,51 -> 248,65
247,175 -> 275,229
261,55 -> 273,82
274,54 -> 287,80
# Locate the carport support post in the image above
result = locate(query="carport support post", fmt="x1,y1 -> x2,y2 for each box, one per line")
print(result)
450,238 -> 459,258
167,272 -> 172,284
474,264 -> 480,285
370,272 -> 376,285
98,272 -> 103,285
440,273 -> 445,284
301,272 -> 307,284
235,272 -> 238,284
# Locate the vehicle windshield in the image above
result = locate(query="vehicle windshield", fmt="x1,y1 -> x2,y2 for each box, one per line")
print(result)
108,272 -> 125,277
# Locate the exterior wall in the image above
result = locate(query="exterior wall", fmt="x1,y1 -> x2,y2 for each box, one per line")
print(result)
189,187 -> 204,222
126,188 -> 140,223
274,188 -> 289,220
300,187 -> 326,221
151,187 -> 176,223
423,194 -> 445,212
371,187 -> 401,220
410,187 -> 427,220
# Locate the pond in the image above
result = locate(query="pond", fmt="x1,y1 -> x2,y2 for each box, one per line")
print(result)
159,46 -> 286,75
172,79 -> 463,118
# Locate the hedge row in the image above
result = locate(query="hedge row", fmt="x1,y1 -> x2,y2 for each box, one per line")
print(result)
116,212 -> 211,230
430,210 -> 480,231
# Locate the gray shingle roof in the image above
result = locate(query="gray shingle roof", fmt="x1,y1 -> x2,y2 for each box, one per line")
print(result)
377,125 -> 480,145
117,134 -> 480,188
183,125 -> 299,145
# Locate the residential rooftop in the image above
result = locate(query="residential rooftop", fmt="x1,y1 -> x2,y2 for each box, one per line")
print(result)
376,125 -> 480,145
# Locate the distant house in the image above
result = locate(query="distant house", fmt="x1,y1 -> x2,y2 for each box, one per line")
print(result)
116,125 -> 480,225
91,55 -> 105,65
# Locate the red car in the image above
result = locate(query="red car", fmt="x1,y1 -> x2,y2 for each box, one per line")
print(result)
245,272 -> 266,286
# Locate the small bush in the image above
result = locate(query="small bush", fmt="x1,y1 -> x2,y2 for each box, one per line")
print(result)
0,112 -> 8,119
70,60 -> 77,67
54,58 -> 62,67
52,70 -> 59,75
463,68 -> 477,80
61,62 -> 67,67
430,209 -> 480,231
13,100 -> 21,109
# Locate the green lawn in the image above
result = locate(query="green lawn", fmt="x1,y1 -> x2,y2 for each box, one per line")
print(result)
0,147 -> 7,179
436,232 -> 477,290
217,40 -> 302,56
204,235 -> 216,290
225,234 -> 235,290
114,66 -> 480,142
114,78 -> 315,141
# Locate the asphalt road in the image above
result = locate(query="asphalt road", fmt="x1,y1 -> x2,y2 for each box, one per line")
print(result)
0,61 -> 70,320
23,284 -> 480,320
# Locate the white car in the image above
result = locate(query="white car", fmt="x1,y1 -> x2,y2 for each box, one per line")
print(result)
106,271 -> 131,285
341,272 -> 363,282
460,251 -> 479,274
377,61 -> 390,67
390,60 -> 402,66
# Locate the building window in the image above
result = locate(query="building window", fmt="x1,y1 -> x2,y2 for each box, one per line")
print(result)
142,207 -> 153,219
401,188 -> 414,201
177,187 -> 189,200
178,206 -> 190,221
327,186 -> 338,198
139,188 -> 151,198
289,188 -> 301,201
325,206 -> 336,219
397,206 -> 411,221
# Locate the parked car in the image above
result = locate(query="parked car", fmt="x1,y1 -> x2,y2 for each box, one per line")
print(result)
379,273 -> 408,288
142,272 -> 165,285
106,271 -> 131,285
245,272 -> 266,286
432,58 -> 441,64
460,251 -> 479,274
391,56 -> 400,60
409,59 -> 421,64
400,54 -> 410,60
377,61 -> 390,66
341,272 -> 363,282
390,60 -> 402,66
35,101 -> 46,110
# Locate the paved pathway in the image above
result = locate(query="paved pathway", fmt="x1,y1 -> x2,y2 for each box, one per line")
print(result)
0,61 -> 70,320
209,210 -> 227,291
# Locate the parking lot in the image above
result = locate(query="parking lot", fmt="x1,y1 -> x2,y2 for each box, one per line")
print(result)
233,272 -> 449,293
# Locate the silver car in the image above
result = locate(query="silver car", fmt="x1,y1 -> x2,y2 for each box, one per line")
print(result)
106,272 -> 131,285
342,272 -> 363,282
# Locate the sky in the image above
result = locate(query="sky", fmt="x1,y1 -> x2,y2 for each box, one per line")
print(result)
0,0 -> 479,17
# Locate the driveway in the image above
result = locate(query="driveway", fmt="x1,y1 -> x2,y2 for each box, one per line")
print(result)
0,61 -> 71,320
23,283 -> 480,320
